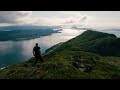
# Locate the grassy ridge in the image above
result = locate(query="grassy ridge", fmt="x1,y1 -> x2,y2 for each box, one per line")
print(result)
0,30 -> 120,79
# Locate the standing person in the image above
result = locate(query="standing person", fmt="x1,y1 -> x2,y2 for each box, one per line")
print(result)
33,43 -> 43,65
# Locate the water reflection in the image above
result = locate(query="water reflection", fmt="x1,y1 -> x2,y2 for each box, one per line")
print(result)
0,29 -> 120,68
0,29 -> 85,68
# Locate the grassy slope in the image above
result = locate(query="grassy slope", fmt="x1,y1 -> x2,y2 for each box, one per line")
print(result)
0,30 -> 120,79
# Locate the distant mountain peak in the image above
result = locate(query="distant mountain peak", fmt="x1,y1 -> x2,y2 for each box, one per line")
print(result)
49,30 -> 120,56
79,30 -> 117,40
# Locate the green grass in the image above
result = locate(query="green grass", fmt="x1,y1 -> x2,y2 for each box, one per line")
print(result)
0,50 -> 120,79
0,30 -> 120,79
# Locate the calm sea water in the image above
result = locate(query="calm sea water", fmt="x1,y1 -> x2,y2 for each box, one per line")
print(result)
0,29 -> 85,68
0,29 -> 119,68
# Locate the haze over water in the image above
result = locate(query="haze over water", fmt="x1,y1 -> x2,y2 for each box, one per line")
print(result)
0,29 -> 85,68
0,28 -> 120,68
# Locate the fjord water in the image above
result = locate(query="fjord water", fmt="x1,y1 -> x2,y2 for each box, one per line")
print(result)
0,29 -> 85,68
0,28 -> 120,68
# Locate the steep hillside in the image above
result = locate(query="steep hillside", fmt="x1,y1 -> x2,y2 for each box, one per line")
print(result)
51,30 -> 120,56
0,30 -> 120,79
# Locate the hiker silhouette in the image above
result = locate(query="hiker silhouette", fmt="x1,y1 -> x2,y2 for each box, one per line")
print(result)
33,43 -> 43,65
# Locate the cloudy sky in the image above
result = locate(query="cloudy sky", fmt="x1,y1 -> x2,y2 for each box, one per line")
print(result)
0,11 -> 120,28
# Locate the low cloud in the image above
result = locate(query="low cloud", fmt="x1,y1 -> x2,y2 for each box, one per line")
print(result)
79,15 -> 87,22
0,11 -> 32,24
0,11 -> 89,26
64,15 -> 88,24
0,11 -> 63,26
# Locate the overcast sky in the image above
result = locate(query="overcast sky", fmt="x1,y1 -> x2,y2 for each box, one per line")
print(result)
0,11 -> 120,28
